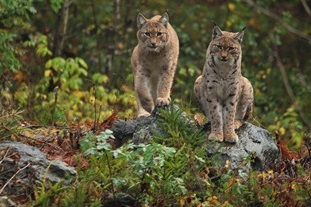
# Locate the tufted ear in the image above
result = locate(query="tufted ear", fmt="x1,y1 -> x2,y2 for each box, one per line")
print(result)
234,26 -> 246,43
137,13 -> 147,28
212,26 -> 222,40
159,12 -> 169,26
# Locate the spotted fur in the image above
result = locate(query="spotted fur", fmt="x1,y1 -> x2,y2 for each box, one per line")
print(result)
194,26 -> 253,143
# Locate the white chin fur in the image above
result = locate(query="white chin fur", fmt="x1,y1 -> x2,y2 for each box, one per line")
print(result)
215,58 -> 234,66
147,47 -> 161,53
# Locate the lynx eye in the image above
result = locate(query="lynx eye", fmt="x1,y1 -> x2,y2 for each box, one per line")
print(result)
229,46 -> 235,51
157,32 -> 162,36
144,32 -> 151,37
216,45 -> 222,49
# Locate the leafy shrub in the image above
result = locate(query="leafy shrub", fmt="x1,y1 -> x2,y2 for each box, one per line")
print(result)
13,33 -> 136,124
25,106 -> 311,207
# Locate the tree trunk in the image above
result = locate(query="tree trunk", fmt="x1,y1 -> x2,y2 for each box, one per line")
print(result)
53,0 -> 71,56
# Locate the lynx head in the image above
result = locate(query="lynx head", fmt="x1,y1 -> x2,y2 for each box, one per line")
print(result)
136,12 -> 170,53
209,26 -> 245,67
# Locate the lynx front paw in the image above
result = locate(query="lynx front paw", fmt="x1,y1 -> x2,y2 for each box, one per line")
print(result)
208,132 -> 224,142
137,109 -> 151,117
138,112 -> 151,117
156,97 -> 171,106
224,132 -> 239,143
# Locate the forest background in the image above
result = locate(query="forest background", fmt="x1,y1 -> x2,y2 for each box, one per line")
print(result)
1,0 -> 311,149
1,0 -> 311,206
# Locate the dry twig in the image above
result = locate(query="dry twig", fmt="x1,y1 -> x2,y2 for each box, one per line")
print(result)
0,162 -> 31,194
301,0 -> 311,16
0,147 -> 10,165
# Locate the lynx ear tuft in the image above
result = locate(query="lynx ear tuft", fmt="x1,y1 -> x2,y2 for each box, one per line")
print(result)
212,26 -> 222,40
137,13 -> 147,28
160,12 -> 169,26
234,27 -> 246,43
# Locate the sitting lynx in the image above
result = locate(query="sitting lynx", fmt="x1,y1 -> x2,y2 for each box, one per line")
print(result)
194,26 -> 253,143
131,12 -> 179,117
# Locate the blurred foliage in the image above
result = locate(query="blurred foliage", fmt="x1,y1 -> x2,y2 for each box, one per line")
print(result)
0,0 -> 311,146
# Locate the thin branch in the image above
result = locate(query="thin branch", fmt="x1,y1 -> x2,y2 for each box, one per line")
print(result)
272,43 -> 311,130
0,162 -> 31,194
301,0 -> 311,16
244,0 -> 311,42
0,147 -> 10,165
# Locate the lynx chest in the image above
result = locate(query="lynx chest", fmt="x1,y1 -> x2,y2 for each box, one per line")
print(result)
206,71 -> 241,102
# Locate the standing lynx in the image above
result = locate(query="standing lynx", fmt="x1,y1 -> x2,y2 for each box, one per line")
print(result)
194,26 -> 253,143
131,12 -> 179,117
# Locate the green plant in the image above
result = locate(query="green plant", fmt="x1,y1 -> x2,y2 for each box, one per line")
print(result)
23,105 -> 310,206
0,0 -> 37,73
0,109 -> 24,141
16,35 -> 136,123
80,129 -> 115,157
107,106 -> 207,205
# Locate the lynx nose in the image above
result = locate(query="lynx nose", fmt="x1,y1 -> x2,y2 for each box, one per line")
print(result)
221,56 -> 228,61
151,42 -> 156,46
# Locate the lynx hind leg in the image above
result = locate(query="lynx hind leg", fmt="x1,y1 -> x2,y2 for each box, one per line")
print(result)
194,76 -> 207,114
194,75 -> 203,100
235,77 -> 254,129
243,102 -> 253,121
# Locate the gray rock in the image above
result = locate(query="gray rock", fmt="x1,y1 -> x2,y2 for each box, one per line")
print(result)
111,113 -> 157,147
0,141 -> 76,200
102,192 -> 137,207
111,106 -> 279,172
112,105 -> 187,146
204,122 -> 279,171
0,196 -> 16,207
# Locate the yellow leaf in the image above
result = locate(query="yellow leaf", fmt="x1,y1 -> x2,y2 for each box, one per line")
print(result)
226,20 -> 232,27
228,3 -> 235,11
44,69 -> 52,77
72,104 -> 78,111
267,170 -> 274,175
257,172 -> 267,179
279,127 -> 286,135
179,199 -> 185,206
72,91 -> 87,99
291,183 -> 297,191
